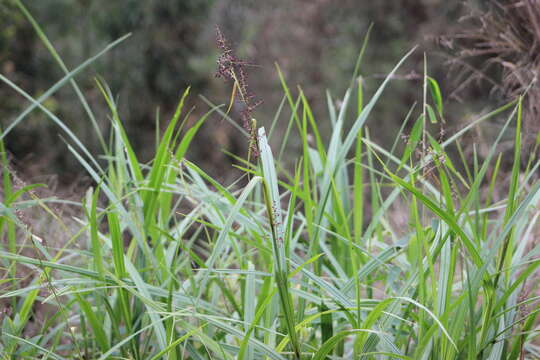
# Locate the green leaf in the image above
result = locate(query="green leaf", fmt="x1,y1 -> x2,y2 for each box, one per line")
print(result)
427,76 -> 443,117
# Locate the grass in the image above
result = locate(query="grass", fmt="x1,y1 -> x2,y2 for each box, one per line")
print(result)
1,3 -> 540,359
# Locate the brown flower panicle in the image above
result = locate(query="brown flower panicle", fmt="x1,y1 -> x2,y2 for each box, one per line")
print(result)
215,25 -> 262,157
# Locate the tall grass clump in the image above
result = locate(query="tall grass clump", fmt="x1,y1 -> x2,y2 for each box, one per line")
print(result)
1,4 -> 540,359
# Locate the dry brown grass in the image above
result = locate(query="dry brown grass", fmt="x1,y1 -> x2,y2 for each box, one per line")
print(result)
448,0 -> 540,150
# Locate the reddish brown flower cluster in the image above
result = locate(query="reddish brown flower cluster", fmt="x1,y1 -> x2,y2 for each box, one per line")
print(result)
215,26 -> 262,156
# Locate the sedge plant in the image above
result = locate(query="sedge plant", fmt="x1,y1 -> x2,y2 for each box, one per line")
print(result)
1,4 -> 540,359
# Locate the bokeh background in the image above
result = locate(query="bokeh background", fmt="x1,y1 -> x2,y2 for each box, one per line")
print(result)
1,0 -> 537,189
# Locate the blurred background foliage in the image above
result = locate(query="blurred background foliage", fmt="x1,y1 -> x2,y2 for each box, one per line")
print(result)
0,0 -> 536,186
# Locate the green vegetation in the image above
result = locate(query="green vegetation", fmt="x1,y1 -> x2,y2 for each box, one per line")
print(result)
1,4 -> 540,360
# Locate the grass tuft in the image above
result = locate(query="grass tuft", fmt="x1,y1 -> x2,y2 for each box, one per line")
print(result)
1,7 -> 540,360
